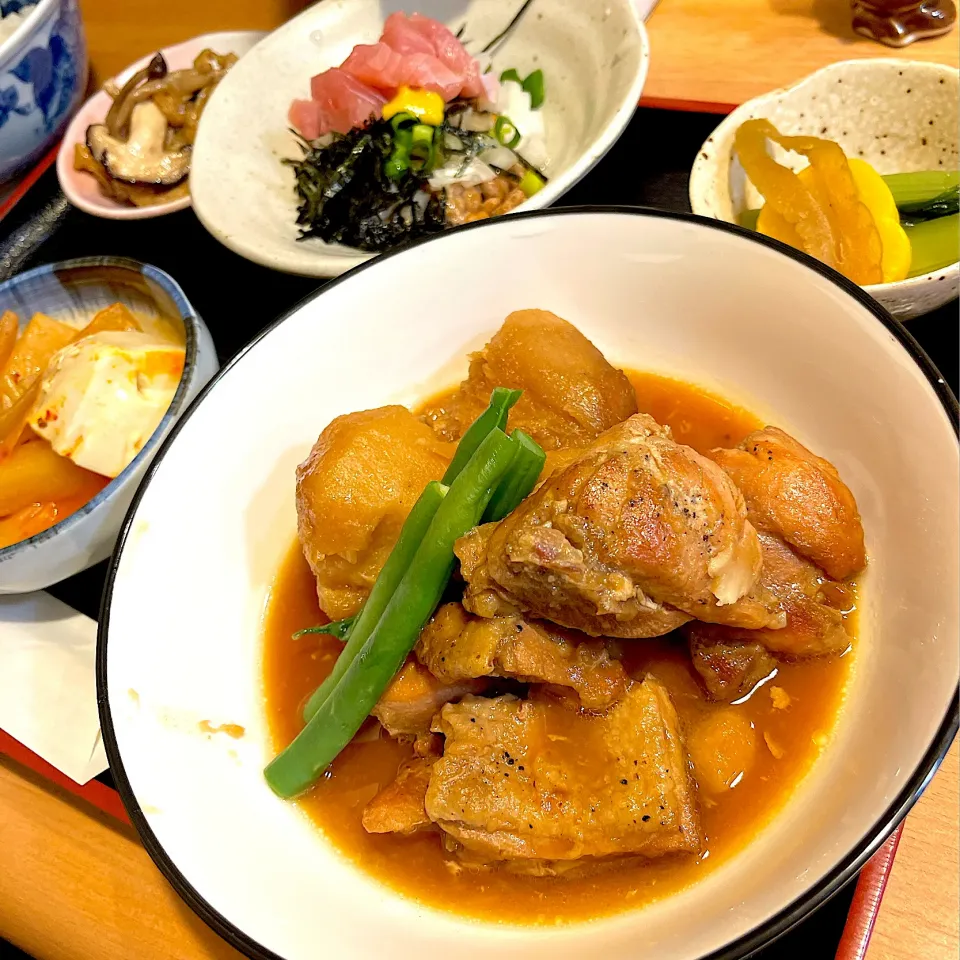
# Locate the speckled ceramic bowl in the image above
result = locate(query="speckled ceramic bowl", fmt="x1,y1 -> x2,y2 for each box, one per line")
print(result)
689,59 -> 959,321
0,258 -> 218,594
190,0 -> 650,277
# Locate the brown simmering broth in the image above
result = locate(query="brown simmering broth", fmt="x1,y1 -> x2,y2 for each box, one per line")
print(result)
262,372 -> 854,923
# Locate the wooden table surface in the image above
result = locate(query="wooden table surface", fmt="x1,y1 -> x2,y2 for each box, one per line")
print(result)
1,2 -> 957,959
76,0 -> 960,109
642,0 -> 959,111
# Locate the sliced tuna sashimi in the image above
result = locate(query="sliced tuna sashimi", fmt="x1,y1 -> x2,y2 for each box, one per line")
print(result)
342,42 -> 462,101
406,13 -> 476,77
340,43 -> 407,92
380,11 -> 436,57
289,12 -> 488,139
385,12 -> 485,100
289,98 -> 324,140
401,51 -> 464,101
299,67 -> 386,136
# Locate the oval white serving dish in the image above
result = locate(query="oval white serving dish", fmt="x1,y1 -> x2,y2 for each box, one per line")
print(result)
190,0 -> 649,277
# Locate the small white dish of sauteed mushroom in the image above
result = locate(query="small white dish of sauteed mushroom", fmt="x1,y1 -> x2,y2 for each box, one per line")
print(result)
56,31 -> 264,220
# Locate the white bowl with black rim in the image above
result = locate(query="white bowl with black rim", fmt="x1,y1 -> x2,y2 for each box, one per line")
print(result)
98,209 -> 958,960
0,257 -> 217,593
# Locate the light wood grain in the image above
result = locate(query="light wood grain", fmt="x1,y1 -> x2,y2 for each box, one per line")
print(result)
866,739 -> 959,960
643,0 -> 959,110
76,0 -> 306,84
76,0 -> 958,110
0,757 -> 243,960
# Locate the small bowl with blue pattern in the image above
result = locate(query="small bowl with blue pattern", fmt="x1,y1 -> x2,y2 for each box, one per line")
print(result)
0,257 -> 218,594
0,0 -> 87,183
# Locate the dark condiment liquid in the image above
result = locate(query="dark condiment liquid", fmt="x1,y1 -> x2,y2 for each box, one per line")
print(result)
851,0 -> 956,46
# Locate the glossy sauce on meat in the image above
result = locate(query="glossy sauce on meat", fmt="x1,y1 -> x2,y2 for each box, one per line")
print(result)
262,372 -> 854,923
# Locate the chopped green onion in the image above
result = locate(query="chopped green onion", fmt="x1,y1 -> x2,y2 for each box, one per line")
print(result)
411,124 -> 434,145
522,68 -> 544,108
409,123 -> 435,170
390,112 -> 417,132
494,115 -> 521,149
385,124 -> 415,180
500,68 -> 522,84
518,168 -> 545,197
293,617 -> 355,641
384,154 -> 409,180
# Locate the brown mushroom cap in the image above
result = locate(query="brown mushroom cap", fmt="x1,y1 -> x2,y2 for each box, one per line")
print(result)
86,101 -> 190,186
105,52 -> 168,139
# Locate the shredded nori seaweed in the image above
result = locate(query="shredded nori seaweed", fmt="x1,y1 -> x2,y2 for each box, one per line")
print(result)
285,121 -> 447,252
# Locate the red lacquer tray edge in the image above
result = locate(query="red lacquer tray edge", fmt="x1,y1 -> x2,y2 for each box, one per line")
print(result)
0,729 -> 130,824
0,143 -> 60,224
834,822 -> 905,960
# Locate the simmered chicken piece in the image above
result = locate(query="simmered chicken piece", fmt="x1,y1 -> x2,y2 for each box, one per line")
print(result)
416,603 -> 628,709
688,633 -> 776,702
296,405 -> 451,619
688,533 -> 853,698
421,310 -> 638,451
457,414 -> 784,638
424,680 -> 700,865
710,427 -> 866,581
373,658 -> 487,738
362,756 -> 438,835
688,541 -> 851,679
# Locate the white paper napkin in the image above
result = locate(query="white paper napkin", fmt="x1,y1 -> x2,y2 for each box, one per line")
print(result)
0,591 -> 108,784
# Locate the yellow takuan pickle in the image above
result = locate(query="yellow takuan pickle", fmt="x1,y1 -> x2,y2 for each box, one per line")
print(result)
735,119 -> 885,285
758,160 -> 911,283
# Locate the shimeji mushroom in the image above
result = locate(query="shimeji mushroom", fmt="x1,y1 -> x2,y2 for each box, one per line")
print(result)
86,100 -> 190,186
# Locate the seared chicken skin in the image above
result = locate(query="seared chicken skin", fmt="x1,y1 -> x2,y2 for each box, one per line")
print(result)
688,430 -> 864,696
422,309 -> 638,451
710,427 -> 866,581
424,681 -> 701,867
457,414 -> 783,638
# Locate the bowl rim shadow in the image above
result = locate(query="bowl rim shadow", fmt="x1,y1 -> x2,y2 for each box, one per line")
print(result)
97,205 -> 959,960
0,256 -> 203,571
